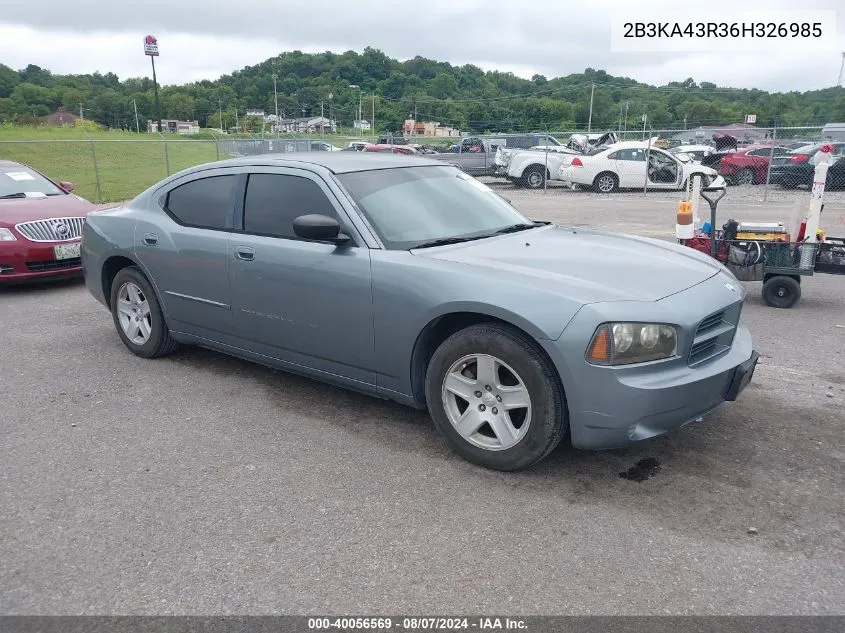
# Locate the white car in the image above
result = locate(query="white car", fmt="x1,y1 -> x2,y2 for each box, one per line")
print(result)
494,132 -> 619,189
310,141 -> 342,152
556,142 -> 726,193
670,144 -> 717,163
496,146 -> 580,189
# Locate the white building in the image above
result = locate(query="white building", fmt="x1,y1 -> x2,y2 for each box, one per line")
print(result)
148,119 -> 200,134
273,116 -> 337,134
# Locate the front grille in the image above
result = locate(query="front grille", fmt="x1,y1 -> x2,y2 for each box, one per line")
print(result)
25,258 -> 81,272
15,217 -> 85,242
688,302 -> 742,366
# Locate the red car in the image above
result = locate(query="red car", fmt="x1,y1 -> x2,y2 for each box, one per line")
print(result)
714,144 -> 792,185
0,161 -> 96,284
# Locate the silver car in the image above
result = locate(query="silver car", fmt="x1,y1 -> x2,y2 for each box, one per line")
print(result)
81,154 -> 758,471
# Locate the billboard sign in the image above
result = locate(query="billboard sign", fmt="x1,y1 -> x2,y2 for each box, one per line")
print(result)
144,35 -> 159,57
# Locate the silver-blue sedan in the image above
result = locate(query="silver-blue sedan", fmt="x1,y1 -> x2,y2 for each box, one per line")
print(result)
81,153 -> 758,471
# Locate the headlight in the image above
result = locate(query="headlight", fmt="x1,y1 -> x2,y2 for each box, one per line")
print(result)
0,228 -> 17,241
586,322 -> 679,366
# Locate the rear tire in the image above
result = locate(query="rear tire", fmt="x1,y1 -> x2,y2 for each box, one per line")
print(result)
424,323 -> 568,471
110,266 -> 179,358
762,275 -> 801,309
737,167 -> 755,185
593,172 -> 618,193
520,165 -> 547,189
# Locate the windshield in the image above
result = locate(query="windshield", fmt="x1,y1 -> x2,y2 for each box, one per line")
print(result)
336,165 -> 534,250
0,166 -> 63,198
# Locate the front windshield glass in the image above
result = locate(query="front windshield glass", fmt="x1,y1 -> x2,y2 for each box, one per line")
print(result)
0,166 -> 63,197
336,165 -> 534,250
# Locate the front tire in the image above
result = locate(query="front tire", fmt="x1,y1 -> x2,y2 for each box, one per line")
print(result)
110,266 -> 179,358
424,323 -> 567,471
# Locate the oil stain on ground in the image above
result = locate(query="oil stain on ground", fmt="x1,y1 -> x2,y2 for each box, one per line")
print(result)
619,457 -> 662,482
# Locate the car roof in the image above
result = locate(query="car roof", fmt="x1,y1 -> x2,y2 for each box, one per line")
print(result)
0,160 -> 26,168
206,152 -> 442,174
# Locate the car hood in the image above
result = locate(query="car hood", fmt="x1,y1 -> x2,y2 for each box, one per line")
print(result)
0,194 -> 94,225
413,225 -> 722,303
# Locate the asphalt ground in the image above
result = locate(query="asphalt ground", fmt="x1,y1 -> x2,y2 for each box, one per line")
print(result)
2,184 -> 844,615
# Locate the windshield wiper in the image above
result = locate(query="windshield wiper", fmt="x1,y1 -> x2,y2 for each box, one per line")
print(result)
412,236 -> 482,249
489,222 -> 540,235
0,192 -> 27,199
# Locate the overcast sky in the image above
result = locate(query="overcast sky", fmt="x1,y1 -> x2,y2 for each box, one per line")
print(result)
0,0 -> 843,93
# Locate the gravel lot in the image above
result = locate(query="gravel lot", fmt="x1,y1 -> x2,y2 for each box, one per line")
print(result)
2,184 -> 844,615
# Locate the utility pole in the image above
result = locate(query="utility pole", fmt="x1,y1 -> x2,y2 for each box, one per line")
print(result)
133,99 -> 140,133
642,113 -> 647,140
372,94 -> 376,136
838,51 -> 845,87
234,108 -> 239,133
79,104 -> 84,122
624,100 -> 629,133
320,100 -> 324,136
272,73 -> 279,134
587,83 -> 595,132
150,55 -> 161,133
218,98 -> 223,132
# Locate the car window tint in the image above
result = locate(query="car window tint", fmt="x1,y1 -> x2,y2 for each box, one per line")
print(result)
165,175 -> 236,230
243,173 -> 337,239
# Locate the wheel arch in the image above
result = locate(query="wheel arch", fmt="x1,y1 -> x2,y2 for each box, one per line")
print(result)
101,254 -> 167,317
409,310 -> 566,410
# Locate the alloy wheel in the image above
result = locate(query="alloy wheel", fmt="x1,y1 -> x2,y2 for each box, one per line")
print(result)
441,353 -> 532,451
116,281 -> 152,345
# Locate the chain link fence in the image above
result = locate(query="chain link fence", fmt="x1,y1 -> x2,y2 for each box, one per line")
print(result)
1,126 -> 841,204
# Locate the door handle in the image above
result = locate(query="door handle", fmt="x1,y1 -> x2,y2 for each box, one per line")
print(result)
143,233 -> 158,246
235,246 -> 255,261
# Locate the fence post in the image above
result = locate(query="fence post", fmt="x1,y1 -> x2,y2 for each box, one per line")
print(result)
160,133 -> 171,176
89,140 -> 103,203
544,128 -> 549,193
211,131 -> 220,160
643,132 -> 653,197
763,122 -> 776,202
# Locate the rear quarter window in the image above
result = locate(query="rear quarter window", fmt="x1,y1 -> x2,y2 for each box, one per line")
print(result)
164,175 -> 237,230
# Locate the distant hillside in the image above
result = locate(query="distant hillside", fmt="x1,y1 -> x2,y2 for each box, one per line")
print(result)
1,48 -> 844,133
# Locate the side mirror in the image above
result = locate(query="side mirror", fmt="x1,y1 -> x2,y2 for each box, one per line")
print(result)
59,181 -> 75,192
292,214 -> 351,244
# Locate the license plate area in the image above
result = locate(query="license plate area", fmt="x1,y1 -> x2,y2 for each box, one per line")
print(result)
54,242 -> 81,260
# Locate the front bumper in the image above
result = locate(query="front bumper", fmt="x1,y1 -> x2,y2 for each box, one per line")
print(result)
541,272 -> 758,449
0,239 -> 82,283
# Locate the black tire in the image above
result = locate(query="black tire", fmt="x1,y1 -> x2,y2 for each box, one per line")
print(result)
593,171 -> 618,193
109,266 -> 179,358
424,323 -> 568,471
520,165 -> 547,189
737,167 -> 755,186
762,275 -> 801,309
